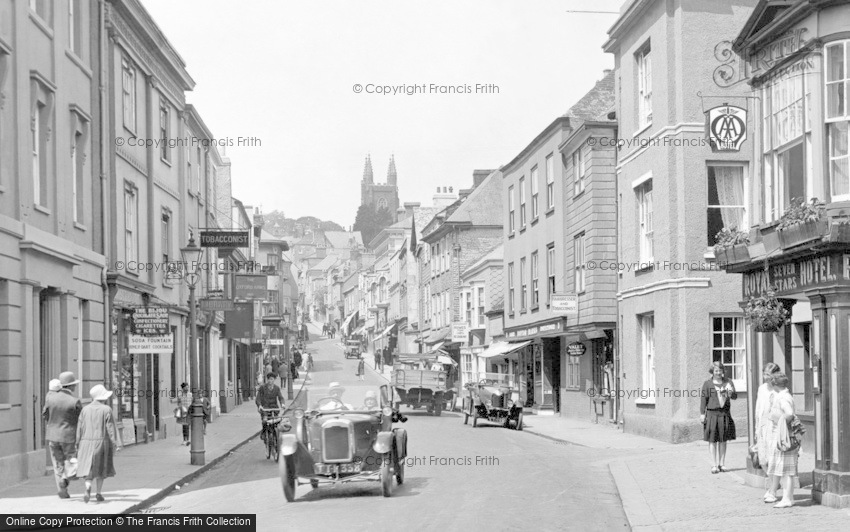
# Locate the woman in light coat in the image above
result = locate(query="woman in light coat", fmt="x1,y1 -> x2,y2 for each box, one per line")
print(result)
76,384 -> 120,503
765,372 -> 799,508
755,362 -> 781,498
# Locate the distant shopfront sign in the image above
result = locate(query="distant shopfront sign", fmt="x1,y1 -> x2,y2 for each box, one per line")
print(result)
451,322 -> 470,343
200,230 -> 249,247
550,294 -> 578,316
131,307 -> 169,336
742,253 -> 850,299
128,334 -> 173,353
505,319 -> 564,340
707,105 -> 747,151
234,274 -> 268,299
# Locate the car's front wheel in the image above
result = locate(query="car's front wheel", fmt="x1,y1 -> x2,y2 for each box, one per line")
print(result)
515,411 -> 524,431
380,453 -> 393,497
279,456 -> 296,502
394,450 -> 405,485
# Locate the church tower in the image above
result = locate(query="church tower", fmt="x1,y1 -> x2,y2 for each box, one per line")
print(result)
358,154 -> 400,223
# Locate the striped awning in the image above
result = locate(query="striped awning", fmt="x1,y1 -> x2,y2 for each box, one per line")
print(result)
478,340 -> 532,359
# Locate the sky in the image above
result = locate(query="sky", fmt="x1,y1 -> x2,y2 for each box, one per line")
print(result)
142,0 -> 623,228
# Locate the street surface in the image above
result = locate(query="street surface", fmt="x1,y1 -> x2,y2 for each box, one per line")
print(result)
137,335 -> 630,531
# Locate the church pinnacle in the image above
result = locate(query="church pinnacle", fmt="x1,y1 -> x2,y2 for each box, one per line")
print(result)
362,154 -> 374,183
387,154 -> 397,186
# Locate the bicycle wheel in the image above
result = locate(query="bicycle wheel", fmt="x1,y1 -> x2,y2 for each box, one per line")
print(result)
265,426 -> 272,460
271,427 -> 280,462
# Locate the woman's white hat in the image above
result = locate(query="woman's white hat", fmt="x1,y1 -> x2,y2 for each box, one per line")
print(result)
48,379 -> 62,392
89,384 -> 113,401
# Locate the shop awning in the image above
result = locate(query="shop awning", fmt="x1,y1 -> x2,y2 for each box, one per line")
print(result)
479,340 -> 531,359
424,328 -> 450,345
351,324 -> 367,336
374,321 -> 397,341
341,311 -> 357,332
436,354 -> 457,366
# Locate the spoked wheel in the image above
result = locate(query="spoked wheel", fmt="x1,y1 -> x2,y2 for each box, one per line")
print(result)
264,428 -> 271,460
279,456 -> 296,502
272,430 -> 280,462
380,453 -> 393,497
515,412 -> 524,431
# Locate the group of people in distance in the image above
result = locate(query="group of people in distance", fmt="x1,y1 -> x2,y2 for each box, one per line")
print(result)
700,360 -> 801,508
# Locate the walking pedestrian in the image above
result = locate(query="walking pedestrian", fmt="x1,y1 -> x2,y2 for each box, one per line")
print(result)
177,383 -> 192,446
374,350 -> 381,372
356,355 -> 366,381
201,390 -> 211,435
700,361 -> 737,473
42,371 -> 82,499
75,384 -> 119,503
755,362 -> 781,497
271,356 -> 280,381
765,372 -> 800,508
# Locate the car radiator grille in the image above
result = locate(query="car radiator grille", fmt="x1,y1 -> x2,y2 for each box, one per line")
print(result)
323,426 -> 351,462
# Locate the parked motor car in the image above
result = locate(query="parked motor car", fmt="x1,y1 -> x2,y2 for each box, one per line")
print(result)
463,373 -> 523,430
278,385 -> 408,501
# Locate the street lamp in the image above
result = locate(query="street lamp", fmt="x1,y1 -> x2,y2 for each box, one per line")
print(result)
181,234 -> 205,466
283,307 -> 293,400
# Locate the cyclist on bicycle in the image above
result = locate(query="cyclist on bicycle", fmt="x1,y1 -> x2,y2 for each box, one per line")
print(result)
256,373 -> 284,443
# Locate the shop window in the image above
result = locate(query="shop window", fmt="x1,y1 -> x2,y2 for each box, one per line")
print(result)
639,314 -> 655,392
567,354 -> 580,389
711,316 -> 745,391
826,41 -> 850,201
707,164 -> 747,246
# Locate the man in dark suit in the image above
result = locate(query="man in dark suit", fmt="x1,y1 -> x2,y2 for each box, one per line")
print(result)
42,371 -> 82,499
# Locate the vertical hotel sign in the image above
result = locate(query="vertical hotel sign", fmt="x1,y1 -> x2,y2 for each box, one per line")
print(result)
707,105 -> 747,151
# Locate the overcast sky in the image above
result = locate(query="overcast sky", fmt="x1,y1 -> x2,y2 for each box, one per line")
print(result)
142,0 -> 621,228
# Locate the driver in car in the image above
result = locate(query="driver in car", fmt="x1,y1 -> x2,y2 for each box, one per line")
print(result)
317,382 -> 353,411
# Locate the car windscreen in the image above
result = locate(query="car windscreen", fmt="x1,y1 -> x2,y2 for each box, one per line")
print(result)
311,384 -> 387,412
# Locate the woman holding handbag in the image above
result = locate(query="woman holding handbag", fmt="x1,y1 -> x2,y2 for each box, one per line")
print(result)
765,373 -> 799,508
700,361 -> 737,474
75,385 -> 120,503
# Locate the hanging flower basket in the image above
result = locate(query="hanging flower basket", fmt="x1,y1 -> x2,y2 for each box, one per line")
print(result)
744,290 -> 790,333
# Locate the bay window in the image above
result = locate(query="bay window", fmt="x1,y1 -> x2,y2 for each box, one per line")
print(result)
827,41 -> 850,201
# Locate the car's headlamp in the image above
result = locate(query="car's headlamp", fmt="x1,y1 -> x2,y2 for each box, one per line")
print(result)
382,407 -> 393,417
294,409 -> 305,419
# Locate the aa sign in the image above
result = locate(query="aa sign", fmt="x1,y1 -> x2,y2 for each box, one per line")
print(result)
707,105 -> 747,151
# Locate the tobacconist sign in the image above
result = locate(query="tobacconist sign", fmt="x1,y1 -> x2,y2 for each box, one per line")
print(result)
234,274 -> 268,300
131,306 -> 169,336
742,253 -> 850,299
200,230 -> 250,247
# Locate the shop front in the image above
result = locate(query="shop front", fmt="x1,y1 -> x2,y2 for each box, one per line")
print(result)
505,318 -> 563,414
559,329 -> 616,421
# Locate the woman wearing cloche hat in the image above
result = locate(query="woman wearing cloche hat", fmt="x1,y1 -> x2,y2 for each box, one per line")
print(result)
75,384 -> 120,503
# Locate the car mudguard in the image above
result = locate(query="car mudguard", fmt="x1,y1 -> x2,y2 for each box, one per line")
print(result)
373,431 -> 394,454
393,428 -> 408,460
280,433 -> 299,456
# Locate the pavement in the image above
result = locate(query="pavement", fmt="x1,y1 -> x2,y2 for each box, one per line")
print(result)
520,414 -> 850,530
0,333 -> 316,516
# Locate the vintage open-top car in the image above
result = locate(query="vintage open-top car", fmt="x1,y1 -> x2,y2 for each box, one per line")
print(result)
463,373 -> 524,430
344,339 -> 361,359
278,384 -> 408,501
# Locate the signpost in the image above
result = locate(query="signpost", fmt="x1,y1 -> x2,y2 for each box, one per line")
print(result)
551,294 -> 578,316
200,230 -> 250,247
131,307 -> 169,336
235,274 -> 268,300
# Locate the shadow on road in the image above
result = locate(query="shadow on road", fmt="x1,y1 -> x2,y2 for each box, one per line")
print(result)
292,477 -> 426,503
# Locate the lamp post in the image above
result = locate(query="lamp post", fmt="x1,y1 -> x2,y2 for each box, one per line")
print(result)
181,235 -> 205,466
283,307 -> 293,400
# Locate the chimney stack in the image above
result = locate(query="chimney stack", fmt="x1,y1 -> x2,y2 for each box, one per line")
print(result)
472,169 -> 494,189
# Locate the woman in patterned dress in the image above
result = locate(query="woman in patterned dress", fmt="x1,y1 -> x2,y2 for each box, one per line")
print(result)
765,372 -> 798,508
75,385 -> 120,503
755,362 -> 781,499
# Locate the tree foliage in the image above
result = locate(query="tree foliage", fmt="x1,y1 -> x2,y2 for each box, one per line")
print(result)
353,204 -> 393,245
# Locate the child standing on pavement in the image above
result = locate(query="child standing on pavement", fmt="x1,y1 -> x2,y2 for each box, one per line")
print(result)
356,355 -> 366,381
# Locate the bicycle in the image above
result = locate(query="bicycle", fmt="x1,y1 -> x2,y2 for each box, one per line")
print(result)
259,407 -> 284,462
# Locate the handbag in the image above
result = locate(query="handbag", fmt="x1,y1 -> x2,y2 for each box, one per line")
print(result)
64,457 -> 78,480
